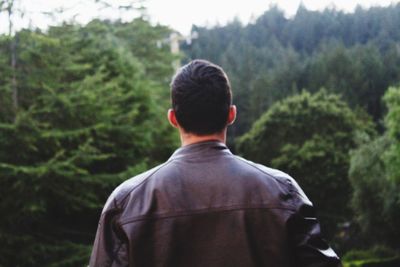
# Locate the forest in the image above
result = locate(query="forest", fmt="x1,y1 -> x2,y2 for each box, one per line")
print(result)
1,2 -> 400,266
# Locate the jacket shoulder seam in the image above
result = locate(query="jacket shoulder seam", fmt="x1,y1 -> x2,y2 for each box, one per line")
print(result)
116,160 -> 176,207
233,156 -> 291,186
233,156 -> 302,207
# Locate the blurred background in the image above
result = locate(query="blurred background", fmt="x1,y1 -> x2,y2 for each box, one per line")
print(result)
1,0 -> 400,266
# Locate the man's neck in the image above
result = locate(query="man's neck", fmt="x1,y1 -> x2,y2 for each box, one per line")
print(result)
179,130 -> 226,147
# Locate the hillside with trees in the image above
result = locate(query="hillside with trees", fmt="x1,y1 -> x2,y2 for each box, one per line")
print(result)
182,4 -> 400,135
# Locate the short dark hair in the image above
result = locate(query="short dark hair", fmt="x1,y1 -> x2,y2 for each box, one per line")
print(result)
171,59 -> 232,135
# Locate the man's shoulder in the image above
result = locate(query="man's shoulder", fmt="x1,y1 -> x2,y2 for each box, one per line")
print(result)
101,161 -> 172,212
232,155 -> 311,204
232,155 -> 292,184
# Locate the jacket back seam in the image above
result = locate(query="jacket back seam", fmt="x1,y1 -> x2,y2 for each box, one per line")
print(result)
119,205 -> 296,226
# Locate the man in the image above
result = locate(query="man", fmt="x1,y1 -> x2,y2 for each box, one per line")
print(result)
90,59 -> 342,266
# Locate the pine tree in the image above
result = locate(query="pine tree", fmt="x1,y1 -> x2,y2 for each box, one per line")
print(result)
0,19 -> 178,266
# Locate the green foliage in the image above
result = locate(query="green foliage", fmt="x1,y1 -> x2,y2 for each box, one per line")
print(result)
348,136 -> 391,242
306,42 -> 388,120
0,19 -> 178,266
349,86 -> 400,248
343,245 -> 398,262
344,257 -> 400,267
383,87 -> 400,182
343,246 -> 400,267
237,90 -> 372,237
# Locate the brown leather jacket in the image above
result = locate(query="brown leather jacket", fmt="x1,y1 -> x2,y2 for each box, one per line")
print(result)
90,141 -> 342,267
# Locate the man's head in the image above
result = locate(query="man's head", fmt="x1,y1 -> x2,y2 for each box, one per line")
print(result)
169,59 -> 235,136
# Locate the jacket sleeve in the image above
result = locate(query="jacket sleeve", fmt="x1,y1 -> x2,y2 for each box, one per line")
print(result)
89,198 -> 129,267
287,179 -> 343,267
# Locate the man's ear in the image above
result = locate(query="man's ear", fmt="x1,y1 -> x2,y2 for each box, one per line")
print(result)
227,105 -> 237,125
168,109 -> 179,128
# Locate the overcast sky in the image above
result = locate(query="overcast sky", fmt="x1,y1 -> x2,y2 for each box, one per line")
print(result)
1,0 -> 399,35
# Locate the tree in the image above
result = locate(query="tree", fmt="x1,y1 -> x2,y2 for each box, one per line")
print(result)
237,90 -> 373,238
0,19 -> 178,266
384,87 -> 400,181
349,86 -> 400,248
0,0 -> 20,113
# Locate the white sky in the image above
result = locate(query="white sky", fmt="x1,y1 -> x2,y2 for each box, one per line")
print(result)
0,0 -> 399,35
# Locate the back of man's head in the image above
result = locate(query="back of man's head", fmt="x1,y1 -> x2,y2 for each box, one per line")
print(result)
170,59 -> 232,135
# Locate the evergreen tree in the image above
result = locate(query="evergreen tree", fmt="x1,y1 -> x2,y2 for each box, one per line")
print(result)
0,19 -> 178,266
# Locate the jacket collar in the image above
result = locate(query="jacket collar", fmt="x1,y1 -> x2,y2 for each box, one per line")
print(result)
169,140 -> 231,160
